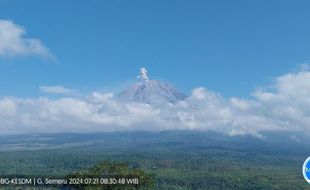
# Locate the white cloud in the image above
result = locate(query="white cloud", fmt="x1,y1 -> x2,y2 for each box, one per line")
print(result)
0,69 -> 310,135
40,86 -> 77,95
276,71 -> 310,97
0,98 -> 16,116
0,19 -> 52,58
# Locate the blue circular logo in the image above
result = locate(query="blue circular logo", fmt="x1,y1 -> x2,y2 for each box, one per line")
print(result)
303,156 -> 310,184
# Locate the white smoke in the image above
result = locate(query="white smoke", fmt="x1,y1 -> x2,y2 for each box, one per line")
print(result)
137,67 -> 149,81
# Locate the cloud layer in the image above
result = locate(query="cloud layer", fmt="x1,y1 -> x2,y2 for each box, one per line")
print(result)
0,19 -> 52,58
40,86 -> 76,95
0,70 -> 310,136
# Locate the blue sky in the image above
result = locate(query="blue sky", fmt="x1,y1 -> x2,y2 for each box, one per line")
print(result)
0,0 -> 310,98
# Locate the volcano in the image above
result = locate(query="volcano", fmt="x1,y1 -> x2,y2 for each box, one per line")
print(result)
118,68 -> 187,104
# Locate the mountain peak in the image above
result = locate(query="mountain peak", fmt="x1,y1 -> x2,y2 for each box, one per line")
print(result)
118,68 -> 187,104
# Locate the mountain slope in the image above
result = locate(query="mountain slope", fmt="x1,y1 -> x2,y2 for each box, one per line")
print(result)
118,80 -> 187,104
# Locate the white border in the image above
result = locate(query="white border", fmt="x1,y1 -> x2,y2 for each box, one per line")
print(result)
303,156 -> 310,184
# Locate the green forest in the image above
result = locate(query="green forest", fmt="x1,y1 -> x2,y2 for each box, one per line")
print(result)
0,131 -> 308,190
